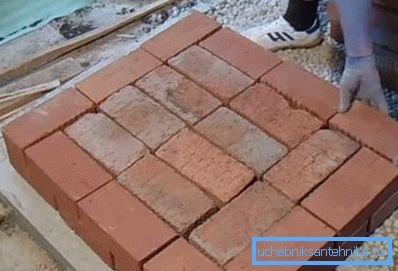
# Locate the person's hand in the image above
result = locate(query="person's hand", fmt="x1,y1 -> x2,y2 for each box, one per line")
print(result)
338,55 -> 388,114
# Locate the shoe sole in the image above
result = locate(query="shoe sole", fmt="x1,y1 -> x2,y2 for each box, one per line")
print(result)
269,35 -> 324,52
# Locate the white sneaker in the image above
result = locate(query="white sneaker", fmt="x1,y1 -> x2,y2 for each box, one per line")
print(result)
242,17 -> 323,51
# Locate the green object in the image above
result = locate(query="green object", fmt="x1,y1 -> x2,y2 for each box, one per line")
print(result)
0,0 -> 94,45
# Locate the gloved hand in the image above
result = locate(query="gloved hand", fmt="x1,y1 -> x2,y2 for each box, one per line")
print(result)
338,55 -> 389,114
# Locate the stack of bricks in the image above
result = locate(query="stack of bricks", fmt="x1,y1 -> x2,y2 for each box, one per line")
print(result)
328,0 -> 398,91
3,11 -> 398,271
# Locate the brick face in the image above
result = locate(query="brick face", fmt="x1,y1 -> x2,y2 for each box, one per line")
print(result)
118,154 -> 215,233
302,148 -> 398,236
329,101 -> 398,162
100,86 -> 185,150
369,189 -> 398,232
169,46 -> 253,103
25,132 -> 112,227
144,238 -> 222,271
200,28 -> 282,79
76,48 -> 161,103
141,11 -> 220,61
264,130 -> 359,202
136,65 -> 221,124
226,206 -> 335,271
65,113 -> 148,176
190,182 -> 294,265
230,83 -> 322,148
156,129 -> 255,203
2,88 -> 93,178
261,61 -> 338,122
78,182 -> 176,271
195,107 -> 287,174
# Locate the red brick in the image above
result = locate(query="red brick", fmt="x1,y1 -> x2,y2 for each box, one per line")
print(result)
261,61 -> 338,122
2,88 -> 93,179
76,48 -> 161,103
195,107 -> 287,174
302,148 -> 398,236
144,238 -> 222,271
369,188 -> 398,232
78,181 -> 176,271
156,129 -> 255,203
169,45 -> 253,103
329,101 -> 398,162
136,65 -> 221,124
200,28 -> 282,79
141,11 -> 220,61
25,132 -> 112,227
230,83 -> 322,148
100,86 -> 185,150
226,206 -> 335,271
190,182 -> 294,265
118,154 -> 215,233
65,113 -> 148,176
264,130 -> 359,202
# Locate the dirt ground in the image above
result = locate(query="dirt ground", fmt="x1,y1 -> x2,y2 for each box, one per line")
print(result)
0,201 -> 63,271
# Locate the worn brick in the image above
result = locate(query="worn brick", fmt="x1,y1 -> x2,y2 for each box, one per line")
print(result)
136,65 -> 221,124
169,45 -> 253,103
76,48 -> 161,103
264,130 -> 359,202
226,206 -> 335,271
330,101 -> 398,162
369,189 -> 398,232
302,148 -> 398,236
100,86 -> 185,150
195,107 -> 287,174
144,238 -> 222,271
230,83 -> 322,148
118,154 -> 215,233
200,28 -> 281,79
65,113 -> 148,176
2,88 -> 93,178
261,61 -> 338,121
78,181 -> 176,271
142,11 -> 220,61
25,132 -> 112,227
156,129 -> 255,203
190,182 -> 294,265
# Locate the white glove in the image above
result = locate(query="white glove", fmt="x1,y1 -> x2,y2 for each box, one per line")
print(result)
338,55 -> 388,114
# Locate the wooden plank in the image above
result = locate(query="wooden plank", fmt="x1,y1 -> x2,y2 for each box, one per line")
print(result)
0,0 -> 175,84
0,80 -> 60,103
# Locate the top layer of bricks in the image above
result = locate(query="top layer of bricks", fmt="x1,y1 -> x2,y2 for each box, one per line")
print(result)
2,11 -> 398,271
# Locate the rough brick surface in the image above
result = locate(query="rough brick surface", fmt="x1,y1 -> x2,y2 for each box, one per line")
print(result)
100,86 -> 185,150
76,48 -> 161,103
195,107 -> 287,174
156,129 -> 255,203
330,101 -> 398,162
264,130 -> 359,201
190,182 -> 294,265
369,189 -> 398,232
136,65 -> 221,124
144,238 -> 222,271
25,132 -> 112,227
261,61 -> 338,121
302,148 -> 398,236
78,182 -> 176,271
230,84 -> 322,148
169,46 -> 253,103
118,154 -> 215,233
200,28 -> 281,79
226,206 -> 335,271
142,11 -> 220,61
65,113 -> 148,175
2,88 -> 93,178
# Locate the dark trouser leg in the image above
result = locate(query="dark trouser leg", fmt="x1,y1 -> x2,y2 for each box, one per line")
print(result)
283,0 -> 320,31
